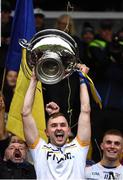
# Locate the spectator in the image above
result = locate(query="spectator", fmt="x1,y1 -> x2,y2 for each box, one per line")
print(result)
3,70 -> 18,113
117,27 -> 123,39
5,70 -> 18,90
0,94 -> 9,160
0,94 -> 36,179
34,8 -> 46,32
0,135 -> 36,179
80,22 -> 95,68
0,95 -> 36,179
85,129 -> 123,179
88,20 -> 113,80
81,22 -> 95,44
21,65 -> 91,179
55,14 -> 83,61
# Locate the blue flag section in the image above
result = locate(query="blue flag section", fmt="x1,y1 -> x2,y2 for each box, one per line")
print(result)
5,0 -> 36,71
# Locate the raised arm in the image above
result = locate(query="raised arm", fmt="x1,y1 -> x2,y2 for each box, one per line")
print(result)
77,64 -> 91,143
22,71 -> 39,146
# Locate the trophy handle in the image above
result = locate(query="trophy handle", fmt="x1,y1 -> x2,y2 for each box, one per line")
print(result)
19,39 -> 31,50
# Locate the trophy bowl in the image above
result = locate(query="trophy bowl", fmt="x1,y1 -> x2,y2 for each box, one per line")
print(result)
19,29 -> 79,84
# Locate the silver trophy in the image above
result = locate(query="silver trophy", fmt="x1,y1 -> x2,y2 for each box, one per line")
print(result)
19,29 -> 79,84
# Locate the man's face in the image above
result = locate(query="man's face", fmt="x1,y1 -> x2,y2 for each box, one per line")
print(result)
45,115 -> 70,147
100,29 -> 113,42
101,134 -> 123,161
0,95 -> 5,110
4,138 -> 27,163
35,15 -> 44,29
6,70 -> 18,87
83,32 -> 94,43
57,16 -> 71,33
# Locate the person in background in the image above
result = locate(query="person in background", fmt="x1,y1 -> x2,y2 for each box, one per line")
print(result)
21,64 -> 91,179
0,94 -> 36,179
117,27 -> 123,39
3,70 -> 18,113
5,70 -> 18,89
88,20 -> 113,80
85,129 -> 123,179
55,14 -> 83,61
0,134 -> 36,179
34,8 -> 46,32
80,22 -> 95,68
0,94 -> 9,161
81,22 -> 95,44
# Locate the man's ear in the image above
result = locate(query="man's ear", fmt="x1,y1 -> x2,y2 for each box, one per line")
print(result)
45,128 -> 49,137
68,127 -> 73,137
122,144 -> 123,153
100,142 -> 103,151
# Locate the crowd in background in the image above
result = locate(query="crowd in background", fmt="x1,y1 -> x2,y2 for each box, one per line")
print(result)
0,0 -> 123,179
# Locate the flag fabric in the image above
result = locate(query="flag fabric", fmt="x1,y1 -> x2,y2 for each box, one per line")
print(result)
5,0 -> 35,71
6,0 -> 47,141
6,49 -> 47,141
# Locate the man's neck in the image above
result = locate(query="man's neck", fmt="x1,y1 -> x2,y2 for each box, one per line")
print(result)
100,158 -> 120,168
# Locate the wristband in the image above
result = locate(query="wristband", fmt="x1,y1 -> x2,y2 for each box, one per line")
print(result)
80,79 -> 85,85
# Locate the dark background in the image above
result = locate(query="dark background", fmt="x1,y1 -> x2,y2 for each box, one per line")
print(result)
33,0 -> 123,11
4,0 -> 123,12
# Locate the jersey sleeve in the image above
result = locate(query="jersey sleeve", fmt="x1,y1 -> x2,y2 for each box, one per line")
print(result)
29,138 -> 46,162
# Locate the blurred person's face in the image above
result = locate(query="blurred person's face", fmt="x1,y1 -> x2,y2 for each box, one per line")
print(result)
45,115 -> 70,147
82,32 -> 95,43
57,16 -> 71,32
1,11 -> 11,23
6,70 -> 18,87
4,136 -> 27,163
101,134 -> 123,162
119,32 -> 123,39
100,29 -> 113,42
35,15 -> 44,30
0,95 -> 5,111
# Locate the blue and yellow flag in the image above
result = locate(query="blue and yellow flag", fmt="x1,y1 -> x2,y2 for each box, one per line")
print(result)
6,0 -> 47,141
6,0 -> 35,71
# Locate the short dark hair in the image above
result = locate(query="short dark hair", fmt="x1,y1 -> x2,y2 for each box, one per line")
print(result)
8,134 -> 27,147
103,129 -> 123,139
82,22 -> 95,35
46,112 -> 68,127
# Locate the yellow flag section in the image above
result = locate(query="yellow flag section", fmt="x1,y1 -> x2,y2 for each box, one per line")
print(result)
6,49 -> 47,142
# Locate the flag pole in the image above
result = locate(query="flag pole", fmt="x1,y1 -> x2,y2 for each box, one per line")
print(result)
0,68 -> 6,95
